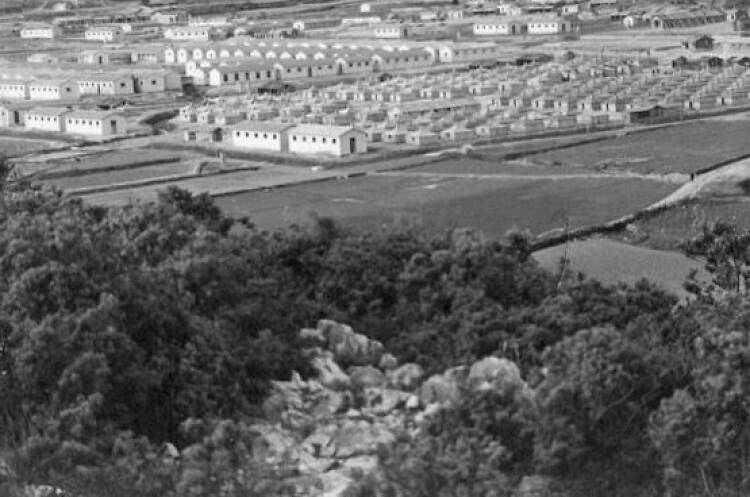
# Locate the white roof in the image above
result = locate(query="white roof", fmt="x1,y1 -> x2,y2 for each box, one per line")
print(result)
291,124 -> 361,137
87,25 -> 122,32
66,110 -> 123,120
234,121 -> 294,133
28,78 -> 74,86
22,23 -> 54,29
27,107 -> 69,116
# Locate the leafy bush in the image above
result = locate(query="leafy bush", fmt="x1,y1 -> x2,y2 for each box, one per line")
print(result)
2,178 -> 747,496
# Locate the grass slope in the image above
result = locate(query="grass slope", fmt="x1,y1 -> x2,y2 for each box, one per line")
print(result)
534,237 -> 709,299
624,199 -> 750,251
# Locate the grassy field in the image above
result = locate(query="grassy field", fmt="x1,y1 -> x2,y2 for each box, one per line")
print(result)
470,134 -> 611,160
47,162 -> 196,190
534,237 -> 709,299
410,157 -> 593,176
623,199 -> 750,251
215,173 -> 677,239
0,137 -> 65,157
17,149 -> 181,178
521,120 -> 750,175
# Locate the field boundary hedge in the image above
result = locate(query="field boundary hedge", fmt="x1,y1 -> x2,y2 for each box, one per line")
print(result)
530,151 -> 750,252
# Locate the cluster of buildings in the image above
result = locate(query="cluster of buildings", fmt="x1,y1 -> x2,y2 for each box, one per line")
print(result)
0,105 -> 127,137
622,6 -> 730,30
8,0 -> 750,161
227,123 -> 367,157
16,4 -> 189,42
472,15 -> 575,35
174,52 -> 750,158
165,37 -> 510,87
12,0 -> 594,47
19,24 -> 59,40
0,65 -> 182,102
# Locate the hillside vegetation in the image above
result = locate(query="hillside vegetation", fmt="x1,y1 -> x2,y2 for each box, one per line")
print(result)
2,162 -> 750,496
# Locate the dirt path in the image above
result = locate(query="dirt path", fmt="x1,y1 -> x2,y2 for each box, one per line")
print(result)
652,157 -> 750,208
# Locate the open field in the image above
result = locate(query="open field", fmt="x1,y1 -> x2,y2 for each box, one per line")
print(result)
75,163 -> 355,205
410,156 -> 598,176
534,237 -> 709,299
46,162 -> 197,190
215,173 -> 677,239
469,133 -> 615,160
16,149 -> 181,178
0,136 -> 66,157
524,119 -> 750,175
621,199 -> 750,251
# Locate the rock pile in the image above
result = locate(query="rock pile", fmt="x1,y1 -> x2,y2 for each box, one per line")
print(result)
1,319 -> 550,497
252,319 -> 534,496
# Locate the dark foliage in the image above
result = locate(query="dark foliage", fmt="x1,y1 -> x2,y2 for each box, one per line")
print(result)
1,178 -> 749,496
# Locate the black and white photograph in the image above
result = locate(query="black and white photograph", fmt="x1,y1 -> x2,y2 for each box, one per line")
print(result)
1,0 -> 750,495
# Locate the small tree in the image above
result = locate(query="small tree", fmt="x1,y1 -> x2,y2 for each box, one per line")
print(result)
682,222 -> 750,295
0,157 -> 13,216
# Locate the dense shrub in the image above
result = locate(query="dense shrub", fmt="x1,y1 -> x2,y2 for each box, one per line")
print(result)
2,177 -> 750,496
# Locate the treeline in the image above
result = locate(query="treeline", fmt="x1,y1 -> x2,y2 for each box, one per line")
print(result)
1,177 -> 750,496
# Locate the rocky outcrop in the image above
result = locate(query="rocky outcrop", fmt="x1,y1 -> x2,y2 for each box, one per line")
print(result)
469,356 -> 532,398
349,366 -> 386,389
317,319 -> 384,366
310,351 -> 351,390
256,320 -> 536,497
2,319 -> 543,497
419,365 -> 467,406
378,353 -> 399,371
386,363 -> 424,391
515,475 -> 558,497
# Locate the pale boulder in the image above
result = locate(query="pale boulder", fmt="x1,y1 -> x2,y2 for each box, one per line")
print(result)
469,356 -> 523,387
333,420 -> 396,458
386,363 -> 424,390
317,319 -> 384,366
515,475 -> 558,497
303,424 -> 339,459
363,387 -> 408,415
311,353 -> 351,390
349,365 -> 386,389
378,353 -> 399,370
419,373 -> 461,406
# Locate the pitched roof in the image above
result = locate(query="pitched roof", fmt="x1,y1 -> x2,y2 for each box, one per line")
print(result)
291,124 -> 361,137
28,78 -> 75,86
66,110 -> 123,119
78,74 -> 132,82
86,25 -> 122,32
26,107 -> 70,116
233,120 -> 294,133
21,23 -> 55,29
